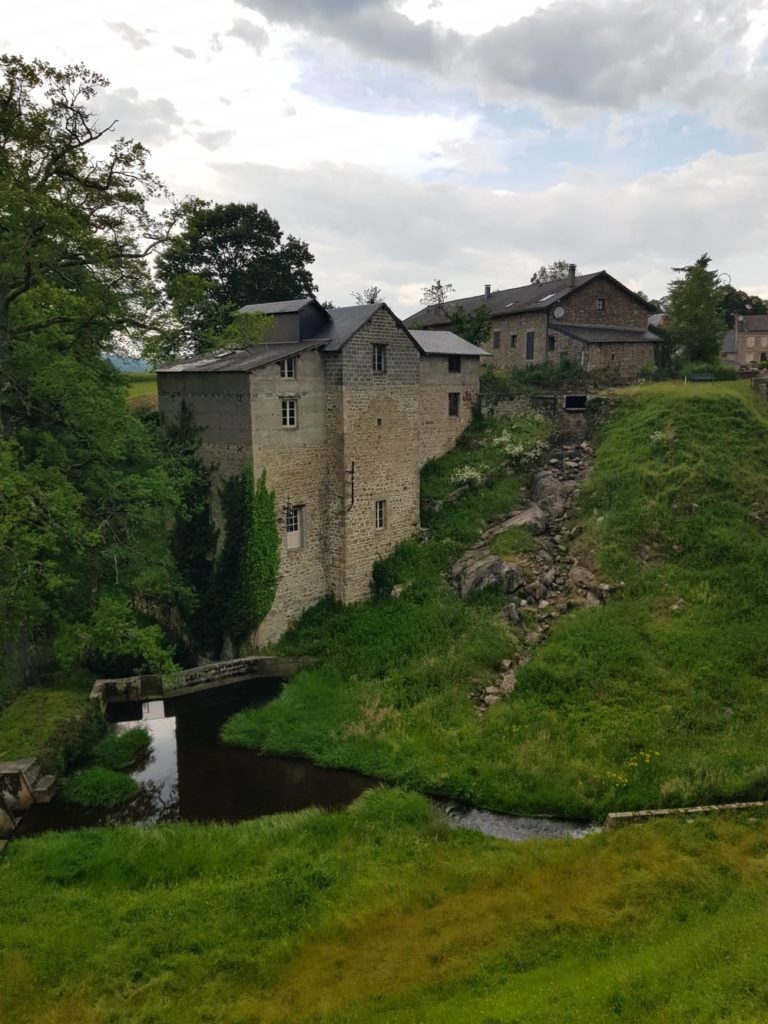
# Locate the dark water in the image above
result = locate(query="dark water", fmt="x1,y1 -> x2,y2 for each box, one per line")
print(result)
17,678 -> 598,842
17,680 -> 375,836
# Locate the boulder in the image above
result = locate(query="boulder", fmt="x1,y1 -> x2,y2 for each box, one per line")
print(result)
531,470 -> 571,520
502,503 -> 549,534
567,563 -> 595,588
451,549 -> 521,599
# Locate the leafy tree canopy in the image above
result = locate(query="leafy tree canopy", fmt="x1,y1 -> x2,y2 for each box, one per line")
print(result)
0,54 -> 184,691
716,284 -> 768,325
530,260 -> 577,285
155,200 -> 316,359
665,254 -> 727,364
448,305 -> 491,346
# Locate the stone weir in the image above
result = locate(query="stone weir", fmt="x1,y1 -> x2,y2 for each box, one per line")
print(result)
91,654 -> 316,710
0,759 -> 57,839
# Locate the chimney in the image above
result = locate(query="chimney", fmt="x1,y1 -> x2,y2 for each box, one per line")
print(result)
484,284 -> 491,299
568,264 -> 576,288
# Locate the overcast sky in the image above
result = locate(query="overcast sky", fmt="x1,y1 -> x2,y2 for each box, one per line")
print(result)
5,0 -> 768,312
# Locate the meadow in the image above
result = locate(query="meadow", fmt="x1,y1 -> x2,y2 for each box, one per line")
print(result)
124,371 -> 158,412
224,382 -> 768,818
3,789 -> 768,1023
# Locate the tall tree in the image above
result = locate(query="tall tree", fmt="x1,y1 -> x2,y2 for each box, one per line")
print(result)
0,55 -> 182,691
352,285 -> 384,304
716,284 -> 768,326
155,201 -> 316,358
448,305 -> 491,346
530,260 -> 577,285
420,278 -> 454,309
665,254 -> 727,364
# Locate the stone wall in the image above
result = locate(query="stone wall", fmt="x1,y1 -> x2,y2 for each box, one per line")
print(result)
419,355 -> 479,462
560,277 -> 648,329
250,349 -> 337,644
485,310 -> 549,371
585,341 -> 655,379
336,309 -> 422,603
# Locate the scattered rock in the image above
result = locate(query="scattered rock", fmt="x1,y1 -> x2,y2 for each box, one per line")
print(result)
390,584 -> 404,598
568,564 -> 595,588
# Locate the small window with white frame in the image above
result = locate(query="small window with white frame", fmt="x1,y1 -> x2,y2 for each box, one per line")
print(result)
372,344 -> 387,374
595,297 -> 605,311
284,504 -> 304,550
374,499 -> 386,530
281,398 -> 298,428
280,356 -> 296,379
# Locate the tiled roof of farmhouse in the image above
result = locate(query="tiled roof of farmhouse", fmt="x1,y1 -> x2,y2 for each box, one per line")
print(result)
551,323 -> 658,345
402,271 -> 652,329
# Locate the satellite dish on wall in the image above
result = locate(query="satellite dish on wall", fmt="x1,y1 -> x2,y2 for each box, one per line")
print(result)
553,305 -> 565,319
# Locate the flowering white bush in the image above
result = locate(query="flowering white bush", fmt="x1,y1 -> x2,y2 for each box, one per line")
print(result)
491,431 -> 548,464
450,465 -> 485,486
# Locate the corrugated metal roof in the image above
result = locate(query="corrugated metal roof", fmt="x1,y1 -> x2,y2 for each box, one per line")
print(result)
552,323 -> 657,345
410,330 -> 488,357
158,338 -> 326,374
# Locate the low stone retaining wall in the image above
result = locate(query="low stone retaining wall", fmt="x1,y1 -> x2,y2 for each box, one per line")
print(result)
0,758 -> 57,838
605,800 -> 768,828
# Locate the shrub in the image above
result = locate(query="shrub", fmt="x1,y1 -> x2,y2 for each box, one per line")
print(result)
62,767 -> 139,808
91,728 -> 150,771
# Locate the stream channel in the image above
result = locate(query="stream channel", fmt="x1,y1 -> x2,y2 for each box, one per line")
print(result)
17,679 -> 597,842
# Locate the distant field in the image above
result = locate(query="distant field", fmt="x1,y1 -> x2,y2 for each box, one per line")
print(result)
123,371 -> 157,412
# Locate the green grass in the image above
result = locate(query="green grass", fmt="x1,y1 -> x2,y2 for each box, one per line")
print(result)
224,381 -> 768,819
0,689 -> 89,764
5,790 -> 768,1022
91,728 -> 150,771
488,524 -> 536,560
123,371 -> 157,411
60,766 -> 139,807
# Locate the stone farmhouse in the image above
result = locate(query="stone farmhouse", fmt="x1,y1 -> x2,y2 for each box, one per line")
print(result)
404,265 -> 656,380
722,315 -> 768,367
157,299 -> 486,644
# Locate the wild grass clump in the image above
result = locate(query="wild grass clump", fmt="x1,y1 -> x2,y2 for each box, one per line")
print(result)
0,689 -> 96,772
4,794 -> 768,1022
489,525 -> 535,560
91,728 -> 150,771
61,766 -> 139,807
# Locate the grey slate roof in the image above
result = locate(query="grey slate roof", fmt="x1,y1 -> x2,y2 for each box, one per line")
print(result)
158,338 -> 326,374
410,330 -> 488,357
317,303 -> 383,351
552,323 -> 658,346
239,298 -> 318,315
403,271 -> 652,329
735,315 -> 768,332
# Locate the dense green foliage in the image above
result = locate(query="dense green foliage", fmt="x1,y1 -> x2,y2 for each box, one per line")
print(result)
224,383 -> 768,817
482,361 -> 590,396
61,766 -> 139,808
5,791 -> 768,1022
0,56 -> 184,696
154,200 -> 316,359
214,469 -> 279,652
665,254 -> 727,364
447,304 -> 491,345
90,728 -> 150,771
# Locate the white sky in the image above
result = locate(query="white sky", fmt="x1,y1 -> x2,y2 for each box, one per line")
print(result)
4,0 -> 768,311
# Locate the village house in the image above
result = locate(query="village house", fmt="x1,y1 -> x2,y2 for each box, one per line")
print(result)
403,265 -> 656,380
157,300 -> 486,644
722,315 -> 768,367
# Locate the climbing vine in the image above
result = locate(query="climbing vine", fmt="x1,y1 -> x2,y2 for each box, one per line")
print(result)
215,468 -> 279,653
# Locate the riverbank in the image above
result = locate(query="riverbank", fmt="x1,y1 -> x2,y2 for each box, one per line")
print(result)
224,382 -> 768,818
4,789 -> 768,1023
0,688 -> 97,775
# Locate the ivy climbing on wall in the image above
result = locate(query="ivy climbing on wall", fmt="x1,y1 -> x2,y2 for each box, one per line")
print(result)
215,468 -> 279,653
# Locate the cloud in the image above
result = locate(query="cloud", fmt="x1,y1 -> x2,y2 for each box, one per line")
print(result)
196,129 -> 236,150
236,0 -> 763,134
101,88 -> 184,145
105,21 -> 152,51
173,46 -> 197,59
227,18 -> 270,53
208,151 -> 768,308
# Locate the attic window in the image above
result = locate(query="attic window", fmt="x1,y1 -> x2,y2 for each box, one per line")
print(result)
448,355 -> 461,373
595,298 -> 606,311
280,357 -> 296,379
372,344 -> 387,373
537,293 -> 557,303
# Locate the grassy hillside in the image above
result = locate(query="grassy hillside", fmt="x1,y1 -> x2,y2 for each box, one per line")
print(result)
225,382 -> 768,818
123,371 -> 157,412
4,790 -> 768,1023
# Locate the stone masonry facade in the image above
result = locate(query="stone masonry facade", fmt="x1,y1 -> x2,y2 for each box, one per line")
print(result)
158,304 -> 483,646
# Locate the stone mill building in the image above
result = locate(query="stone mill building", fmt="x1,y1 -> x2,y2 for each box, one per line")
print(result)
158,299 -> 486,644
